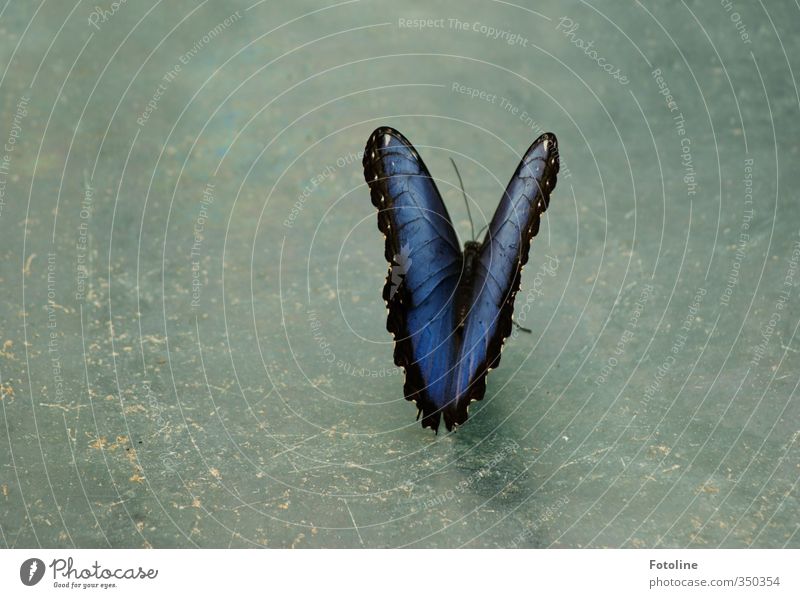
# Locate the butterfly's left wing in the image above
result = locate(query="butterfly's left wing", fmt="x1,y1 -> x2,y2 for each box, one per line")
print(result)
448,133 -> 559,428
363,127 -> 464,432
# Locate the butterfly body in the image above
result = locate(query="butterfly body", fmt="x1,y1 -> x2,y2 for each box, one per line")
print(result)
363,127 -> 559,432
455,240 -> 481,330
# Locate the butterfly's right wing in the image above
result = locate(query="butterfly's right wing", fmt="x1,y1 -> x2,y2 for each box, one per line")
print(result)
363,127 -> 463,432
449,133 -> 559,429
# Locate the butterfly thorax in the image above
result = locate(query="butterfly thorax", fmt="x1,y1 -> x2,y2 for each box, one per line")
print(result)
455,241 -> 482,330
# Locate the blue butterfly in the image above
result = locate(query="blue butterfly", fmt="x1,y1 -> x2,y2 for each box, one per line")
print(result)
363,127 -> 559,432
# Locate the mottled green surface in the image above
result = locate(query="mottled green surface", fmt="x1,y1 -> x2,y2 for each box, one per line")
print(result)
0,1 -> 798,548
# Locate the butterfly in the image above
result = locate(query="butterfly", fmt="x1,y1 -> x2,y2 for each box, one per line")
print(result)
363,127 -> 559,432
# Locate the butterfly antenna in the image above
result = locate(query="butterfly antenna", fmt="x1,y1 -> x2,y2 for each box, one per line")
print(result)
450,158 -> 475,241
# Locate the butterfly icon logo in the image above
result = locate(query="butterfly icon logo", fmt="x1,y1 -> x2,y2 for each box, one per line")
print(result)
20,558 -> 46,586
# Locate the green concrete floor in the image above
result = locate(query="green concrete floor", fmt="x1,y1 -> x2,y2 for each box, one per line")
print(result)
0,0 -> 798,548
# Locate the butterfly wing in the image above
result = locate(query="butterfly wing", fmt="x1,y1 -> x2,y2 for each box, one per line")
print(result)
448,132 -> 560,429
363,127 -> 463,432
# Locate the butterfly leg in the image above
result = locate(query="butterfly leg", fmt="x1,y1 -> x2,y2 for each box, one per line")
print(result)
512,318 -> 532,334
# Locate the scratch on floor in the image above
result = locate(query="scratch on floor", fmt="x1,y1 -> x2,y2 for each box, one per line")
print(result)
343,498 -> 364,547
227,523 -> 238,548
